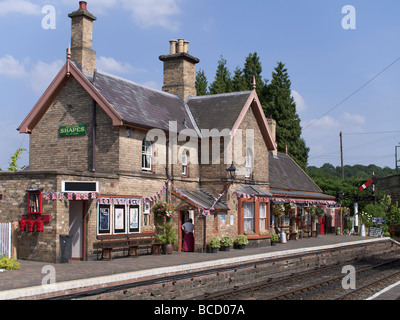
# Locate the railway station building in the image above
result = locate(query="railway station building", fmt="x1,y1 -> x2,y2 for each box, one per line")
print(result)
0,2 -> 336,263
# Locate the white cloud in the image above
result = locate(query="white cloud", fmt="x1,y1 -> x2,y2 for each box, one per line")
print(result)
0,55 -> 26,78
0,55 -> 63,95
0,0 -> 41,16
291,90 -> 307,113
121,0 -> 182,31
341,112 -> 366,125
97,56 -> 134,74
28,60 -> 64,95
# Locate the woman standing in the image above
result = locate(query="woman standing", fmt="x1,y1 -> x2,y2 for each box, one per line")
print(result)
182,218 -> 194,252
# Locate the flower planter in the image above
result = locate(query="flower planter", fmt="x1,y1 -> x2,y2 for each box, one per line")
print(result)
271,241 -> 277,246
207,246 -> 218,253
27,220 -> 36,232
18,220 -> 27,231
162,243 -> 174,255
220,246 -> 231,252
235,244 -> 246,250
36,220 -> 44,232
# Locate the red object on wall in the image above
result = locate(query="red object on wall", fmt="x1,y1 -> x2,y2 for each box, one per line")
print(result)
44,215 -> 50,222
36,220 -> 44,232
19,220 -> 27,231
27,220 -> 36,232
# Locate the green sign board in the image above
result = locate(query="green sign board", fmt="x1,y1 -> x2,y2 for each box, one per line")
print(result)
59,124 -> 86,137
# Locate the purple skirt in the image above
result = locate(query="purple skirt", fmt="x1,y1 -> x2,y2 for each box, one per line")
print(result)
182,232 -> 194,252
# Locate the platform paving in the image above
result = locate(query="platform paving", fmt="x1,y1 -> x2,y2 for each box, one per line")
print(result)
0,235 -> 397,299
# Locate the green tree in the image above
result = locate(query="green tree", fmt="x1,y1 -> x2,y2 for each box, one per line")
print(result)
264,62 -> 309,169
8,147 -> 26,171
209,56 -> 233,94
232,67 -> 248,92
195,68 -> 208,96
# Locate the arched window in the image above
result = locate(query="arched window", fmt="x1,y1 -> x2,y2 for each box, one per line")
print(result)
142,137 -> 152,171
245,148 -> 253,179
182,149 -> 189,176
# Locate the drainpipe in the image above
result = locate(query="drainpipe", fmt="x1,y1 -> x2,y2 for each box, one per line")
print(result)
92,99 -> 96,172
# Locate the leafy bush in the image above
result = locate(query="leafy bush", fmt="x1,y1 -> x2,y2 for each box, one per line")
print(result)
220,236 -> 233,247
271,233 -> 279,242
0,256 -> 21,270
208,237 -> 221,248
235,234 -> 249,246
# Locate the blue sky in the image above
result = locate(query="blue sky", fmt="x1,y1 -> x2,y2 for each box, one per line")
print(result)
1,0 -> 400,171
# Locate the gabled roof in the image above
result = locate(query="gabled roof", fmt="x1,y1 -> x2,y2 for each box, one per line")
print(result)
18,60 -> 195,134
87,71 -> 195,132
172,189 -> 229,211
187,91 -> 276,150
269,152 -> 323,194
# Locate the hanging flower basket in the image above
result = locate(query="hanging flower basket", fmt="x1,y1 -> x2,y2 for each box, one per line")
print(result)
315,205 -> 325,219
307,204 -> 316,216
272,203 -> 285,218
153,201 -> 175,222
285,203 -> 296,216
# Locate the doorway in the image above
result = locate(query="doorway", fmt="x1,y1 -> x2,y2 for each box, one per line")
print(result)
179,209 -> 194,252
69,201 -> 84,260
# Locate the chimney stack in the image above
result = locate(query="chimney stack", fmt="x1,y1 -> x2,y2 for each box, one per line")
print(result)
68,1 -> 97,75
159,39 -> 200,101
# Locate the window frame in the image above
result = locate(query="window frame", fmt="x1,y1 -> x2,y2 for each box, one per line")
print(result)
142,137 -> 152,172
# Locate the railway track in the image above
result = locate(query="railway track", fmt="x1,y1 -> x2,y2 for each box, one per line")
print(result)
198,255 -> 400,300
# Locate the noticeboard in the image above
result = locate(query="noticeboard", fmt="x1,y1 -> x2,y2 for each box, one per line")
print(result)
368,226 -> 383,238
371,217 -> 385,225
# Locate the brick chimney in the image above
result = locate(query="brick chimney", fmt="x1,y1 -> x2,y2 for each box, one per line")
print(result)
68,1 -> 97,75
159,39 -> 200,101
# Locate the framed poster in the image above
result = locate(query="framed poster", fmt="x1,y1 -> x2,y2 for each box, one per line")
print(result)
99,205 -> 110,234
129,205 -> 139,233
114,205 -> 125,233
220,214 -> 226,230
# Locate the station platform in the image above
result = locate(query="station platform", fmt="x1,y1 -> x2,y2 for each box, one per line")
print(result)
0,235 -> 398,300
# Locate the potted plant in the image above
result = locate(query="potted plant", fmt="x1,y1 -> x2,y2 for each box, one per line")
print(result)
336,227 -> 341,235
156,221 -> 177,254
220,236 -> 233,251
235,234 -> 249,249
153,201 -> 175,223
285,203 -> 296,216
271,233 -> 279,246
272,203 -> 285,218
299,230 -> 304,239
207,237 -> 220,253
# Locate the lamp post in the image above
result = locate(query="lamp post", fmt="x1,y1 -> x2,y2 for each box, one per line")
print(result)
226,162 -> 237,181
337,190 -> 344,235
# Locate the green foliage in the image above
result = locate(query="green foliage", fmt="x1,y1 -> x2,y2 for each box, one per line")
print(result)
220,236 -> 233,247
271,233 -> 279,242
7,147 -> 26,171
156,222 -> 177,244
208,237 -> 221,248
195,68 -> 208,96
209,56 -> 233,94
235,234 -> 249,246
0,256 -> 21,270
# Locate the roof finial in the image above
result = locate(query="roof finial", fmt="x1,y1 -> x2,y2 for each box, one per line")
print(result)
253,76 -> 256,90
66,43 -> 71,77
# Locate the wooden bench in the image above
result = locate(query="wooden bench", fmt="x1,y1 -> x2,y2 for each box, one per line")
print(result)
94,233 -> 162,260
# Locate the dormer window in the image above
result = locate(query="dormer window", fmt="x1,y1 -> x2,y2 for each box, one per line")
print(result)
142,137 -> 152,171
245,148 -> 253,179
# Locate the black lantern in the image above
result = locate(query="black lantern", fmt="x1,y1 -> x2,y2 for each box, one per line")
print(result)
337,190 -> 344,200
226,162 -> 237,181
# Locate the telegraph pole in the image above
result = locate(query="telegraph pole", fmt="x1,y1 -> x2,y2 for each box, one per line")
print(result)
340,131 -> 344,181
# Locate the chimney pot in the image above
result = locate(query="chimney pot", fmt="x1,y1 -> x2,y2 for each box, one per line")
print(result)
177,39 -> 184,53
79,1 -> 88,11
183,40 -> 189,53
169,39 -> 177,54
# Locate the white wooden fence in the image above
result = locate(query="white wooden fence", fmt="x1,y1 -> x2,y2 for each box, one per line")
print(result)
0,223 -> 11,258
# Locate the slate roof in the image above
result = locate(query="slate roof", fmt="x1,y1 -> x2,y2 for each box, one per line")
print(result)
175,189 -> 229,210
269,152 -> 323,194
236,185 -> 272,197
187,91 -> 252,131
87,71 -> 195,132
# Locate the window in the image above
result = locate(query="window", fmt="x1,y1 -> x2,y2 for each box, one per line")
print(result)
182,149 -> 188,176
243,202 -> 254,232
259,202 -> 266,231
245,148 -> 253,179
142,137 -> 152,171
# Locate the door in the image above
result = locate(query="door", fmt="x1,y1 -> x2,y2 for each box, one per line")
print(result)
69,201 -> 83,260
179,210 -> 194,252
